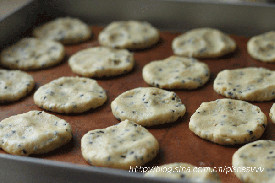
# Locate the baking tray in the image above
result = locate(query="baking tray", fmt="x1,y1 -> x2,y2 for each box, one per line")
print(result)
0,0 -> 275,183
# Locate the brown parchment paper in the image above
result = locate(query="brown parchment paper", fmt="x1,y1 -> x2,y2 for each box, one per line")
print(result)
1,26 -> 275,183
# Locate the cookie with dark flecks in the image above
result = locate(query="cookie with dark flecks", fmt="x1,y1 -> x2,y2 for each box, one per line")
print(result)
189,99 -> 267,145
68,47 -> 134,77
145,162 -> 220,183
269,103 -> 275,124
99,21 -> 159,49
33,77 -> 107,113
214,67 -> 275,102
0,38 -> 65,70
0,69 -> 35,103
247,31 -> 275,63
232,140 -> 275,183
33,17 -> 91,44
111,87 -> 186,126
0,111 -> 72,156
172,28 -> 236,58
81,120 -> 159,169
142,56 -> 210,89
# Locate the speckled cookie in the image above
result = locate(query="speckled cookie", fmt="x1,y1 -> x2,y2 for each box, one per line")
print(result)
68,47 -> 134,77
142,56 -> 210,89
0,70 -> 35,103
247,31 -> 275,63
0,111 -> 72,156
189,99 -> 267,145
269,103 -> 275,124
214,67 -> 275,102
81,120 -> 159,169
111,87 -> 186,126
232,140 -> 275,183
145,162 -> 220,183
99,21 -> 159,49
172,28 -> 236,58
33,17 -> 91,44
0,38 -> 65,70
34,77 -> 107,113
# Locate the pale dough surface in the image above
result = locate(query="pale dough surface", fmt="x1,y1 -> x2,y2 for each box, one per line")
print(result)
0,70 -> 34,103
99,21 -> 159,49
247,31 -> 275,62
142,56 -> 210,89
232,140 -> 275,183
111,87 -> 186,126
214,67 -> 275,102
145,162 -> 220,183
269,103 -> 275,124
172,28 -> 236,58
189,99 -> 267,145
0,38 -> 65,70
81,120 -> 159,169
34,77 -> 107,113
68,47 -> 134,77
0,111 -> 72,156
33,17 -> 91,44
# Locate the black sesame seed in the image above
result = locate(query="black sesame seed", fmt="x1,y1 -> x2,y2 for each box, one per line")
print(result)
121,155 -> 126,158
37,111 -> 42,115
227,92 -> 233,96
247,130 -> 253,135
97,131 -> 104,134
262,124 -> 266,128
22,149 -> 27,154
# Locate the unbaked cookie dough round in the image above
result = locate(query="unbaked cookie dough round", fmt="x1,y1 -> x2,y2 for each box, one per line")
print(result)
142,56 -> 210,89
81,120 -> 159,169
172,28 -> 236,58
0,110 -> 72,156
214,67 -> 275,102
145,162 -> 221,183
99,21 -> 159,49
269,103 -> 275,124
0,70 -> 35,103
247,31 -> 275,63
34,77 -> 107,113
33,17 -> 91,44
232,140 -> 275,183
0,38 -> 65,70
189,99 -> 267,145
69,47 -> 134,77
111,87 -> 186,126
